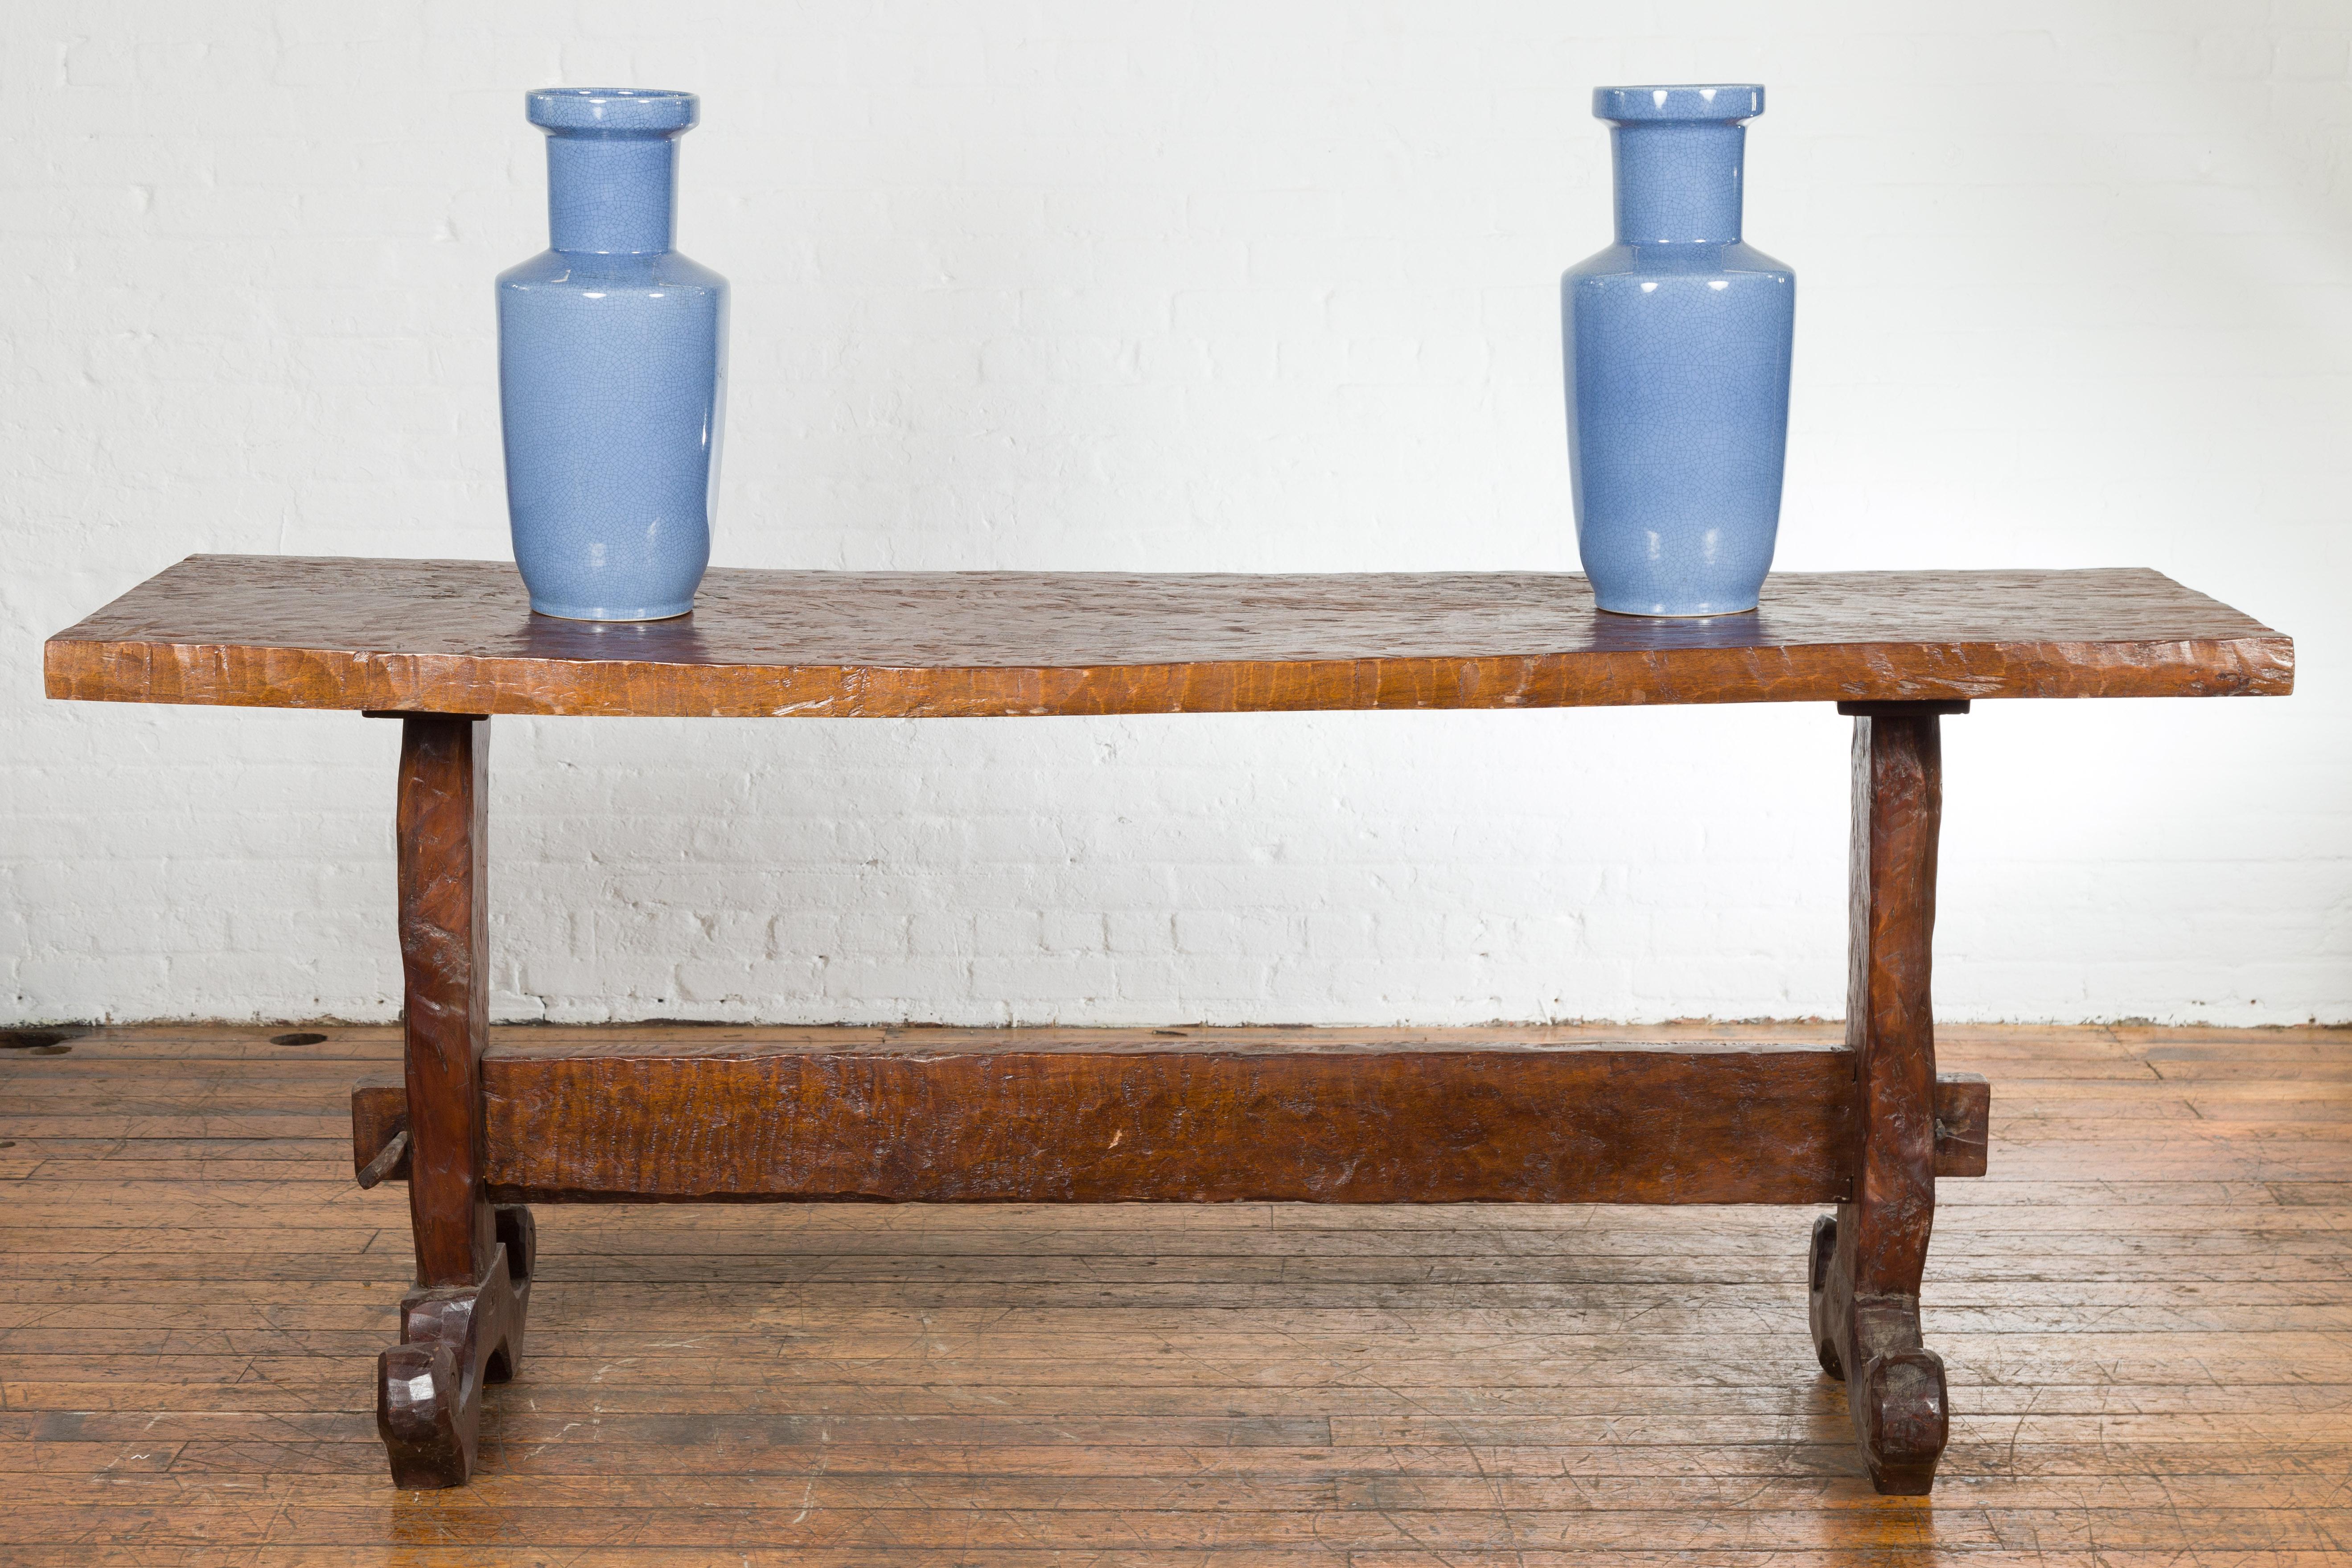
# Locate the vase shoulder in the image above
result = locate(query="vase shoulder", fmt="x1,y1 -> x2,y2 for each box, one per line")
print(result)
497,249 -> 728,295
1565,241 -> 1792,285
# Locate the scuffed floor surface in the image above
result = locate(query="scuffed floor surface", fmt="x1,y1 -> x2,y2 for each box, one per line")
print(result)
2,1021 -> 2348,1565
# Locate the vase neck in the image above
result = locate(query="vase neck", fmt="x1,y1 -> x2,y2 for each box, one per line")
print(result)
546,133 -> 678,255
1611,122 -> 1744,245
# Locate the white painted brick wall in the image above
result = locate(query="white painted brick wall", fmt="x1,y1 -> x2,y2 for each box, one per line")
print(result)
4,0 -> 2346,1026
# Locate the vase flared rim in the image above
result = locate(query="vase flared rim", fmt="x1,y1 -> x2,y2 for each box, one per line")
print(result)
1593,84 -> 1764,123
526,88 -> 699,133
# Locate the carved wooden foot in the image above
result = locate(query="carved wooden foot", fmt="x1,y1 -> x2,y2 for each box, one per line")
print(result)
1809,1213 -> 1949,1495
377,1205 -> 535,1489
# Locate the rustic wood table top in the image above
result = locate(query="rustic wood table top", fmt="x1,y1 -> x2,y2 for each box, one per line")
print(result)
44,555 -> 2291,717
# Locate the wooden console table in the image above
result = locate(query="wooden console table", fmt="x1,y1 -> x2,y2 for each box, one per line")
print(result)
45,556 -> 2292,1495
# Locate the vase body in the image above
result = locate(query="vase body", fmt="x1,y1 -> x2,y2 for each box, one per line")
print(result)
498,89 -> 728,621
1563,85 -> 1793,617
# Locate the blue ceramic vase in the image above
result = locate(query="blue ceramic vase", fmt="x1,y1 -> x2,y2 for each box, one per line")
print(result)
498,89 -> 728,621
1563,84 -> 1793,617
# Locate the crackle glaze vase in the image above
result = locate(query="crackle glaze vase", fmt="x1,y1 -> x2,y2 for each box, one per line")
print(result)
1563,84 -> 1793,617
498,89 -> 728,621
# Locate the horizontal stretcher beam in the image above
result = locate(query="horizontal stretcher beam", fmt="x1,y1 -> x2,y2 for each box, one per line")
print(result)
353,1028 -> 1990,1206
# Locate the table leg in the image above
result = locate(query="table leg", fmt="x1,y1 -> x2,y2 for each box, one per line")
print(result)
374,713 -> 533,1489
1809,702 -> 1957,1494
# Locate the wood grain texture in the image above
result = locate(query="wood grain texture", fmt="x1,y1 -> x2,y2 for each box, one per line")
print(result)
349,1033 -> 1996,1205
6,1021 -> 2352,1561
44,556 -> 2292,717
1935,1072 -> 1992,1179
474,1035 -> 1857,1205
1810,708 -> 1951,1495
347,1072 -> 408,1186
394,716 -> 495,1288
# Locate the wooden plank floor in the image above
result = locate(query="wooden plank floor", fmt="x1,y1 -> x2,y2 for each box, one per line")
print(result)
2,1021 -> 2349,1565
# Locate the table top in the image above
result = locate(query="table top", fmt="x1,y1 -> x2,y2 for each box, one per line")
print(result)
45,555 -> 2292,718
